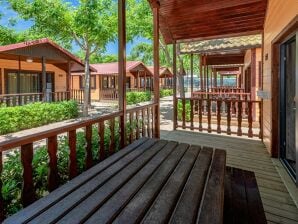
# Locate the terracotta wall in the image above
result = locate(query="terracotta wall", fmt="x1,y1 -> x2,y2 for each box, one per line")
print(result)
0,59 -> 67,93
262,0 -> 298,155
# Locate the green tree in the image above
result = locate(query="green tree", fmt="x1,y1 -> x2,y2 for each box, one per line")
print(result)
8,0 -> 117,116
126,0 -> 189,96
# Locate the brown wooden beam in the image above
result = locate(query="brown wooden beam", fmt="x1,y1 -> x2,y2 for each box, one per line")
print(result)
190,54 -> 194,95
173,42 -> 177,130
42,57 -> 46,102
153,4 -> 160,138
118,0 -> 126,148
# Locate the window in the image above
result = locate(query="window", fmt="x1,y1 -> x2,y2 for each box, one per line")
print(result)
80,75 -> 96,89
5,70 -> 42,94
103,77 -> 109,89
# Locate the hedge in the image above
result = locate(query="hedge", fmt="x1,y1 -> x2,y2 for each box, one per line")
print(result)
160,89 -> 173,98
0,101 -> 79,135
126,91 -> 152,105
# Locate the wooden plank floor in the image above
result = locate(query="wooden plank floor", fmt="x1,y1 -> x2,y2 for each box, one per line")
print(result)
161,130 -> 298,224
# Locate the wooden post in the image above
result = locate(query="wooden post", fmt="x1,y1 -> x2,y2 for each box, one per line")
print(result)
153,2 -> 160,138
207,65 -> 209,92
190,54 -> 194,96
220,75 -> 223,87
42,57 -> 47,102
204,55 -> 207,92
199,55 -> 203,91
137,71 -> 140,91
67,61 -> 71,100
173,42 -> 177,130
118,0 -> 126,148
17,56 -> 21,103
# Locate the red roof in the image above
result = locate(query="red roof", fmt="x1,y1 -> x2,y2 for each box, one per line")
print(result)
0,38 -> 96,72
86,61 -> 153,76
148,66 -> 173,77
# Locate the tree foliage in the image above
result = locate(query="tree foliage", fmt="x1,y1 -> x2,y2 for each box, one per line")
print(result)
8,0 -> 118,116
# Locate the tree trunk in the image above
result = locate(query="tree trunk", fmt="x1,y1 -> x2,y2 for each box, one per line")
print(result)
83,49 -> 90,117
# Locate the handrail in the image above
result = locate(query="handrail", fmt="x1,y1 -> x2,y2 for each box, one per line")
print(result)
0,111 -> 123,152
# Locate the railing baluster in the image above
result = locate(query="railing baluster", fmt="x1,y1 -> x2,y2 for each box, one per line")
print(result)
129,112 -> 133,144
207,98 -> 211,133
182,99 -> 186,129
259,101 -> 263,139
99,121 -> 105,160
21,143 -> 36,206
237,101 -> 243,136
136,111 -> 140,139
190,99 -> 194,130
226,100 -> 231,135
217,100 -> 222,133
199,99 -> 203,131
248,101 -> 253,137
85,125 -> 93,169
142,109 -> 146,137
151,105 -> 155,137
147,107 -> 151,137
68,130 -> 77,179
109,118 -> 115,155
47,136 -> 59,192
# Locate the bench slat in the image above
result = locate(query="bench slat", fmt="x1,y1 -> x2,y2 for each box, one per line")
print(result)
169,147 -> 213,224
142,145 -> 200,223
30,139 -> 163,224
113,143 -> 189,224
197,149 -> 226,224
84,141 -> 180,224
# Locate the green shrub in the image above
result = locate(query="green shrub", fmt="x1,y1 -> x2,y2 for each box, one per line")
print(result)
126,91 -> 151,105
177,100 -> 191,122
160,89 -> 173,98
2,123 -> 120,215
0,101 -> 79,135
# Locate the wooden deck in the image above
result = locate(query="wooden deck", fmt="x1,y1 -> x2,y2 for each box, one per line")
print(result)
161,130 -> 298,224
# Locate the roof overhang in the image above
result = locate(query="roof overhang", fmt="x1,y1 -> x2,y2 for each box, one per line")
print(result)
148,0 -> 268,44
0,38 -> 96,73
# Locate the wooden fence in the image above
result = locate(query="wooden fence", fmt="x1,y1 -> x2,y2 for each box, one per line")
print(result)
175,97 -> 262,139
0,92 -> 70,107
0,103 -> 158,221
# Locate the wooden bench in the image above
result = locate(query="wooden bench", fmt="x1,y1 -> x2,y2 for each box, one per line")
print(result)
224,166 -> 267,224
4,138 -> 226,224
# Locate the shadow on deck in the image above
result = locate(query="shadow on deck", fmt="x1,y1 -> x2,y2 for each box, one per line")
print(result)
161,129 -> 298,224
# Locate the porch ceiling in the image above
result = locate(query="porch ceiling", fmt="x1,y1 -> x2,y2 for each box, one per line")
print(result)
149,0 -> 268,44
206,54 -> 244,66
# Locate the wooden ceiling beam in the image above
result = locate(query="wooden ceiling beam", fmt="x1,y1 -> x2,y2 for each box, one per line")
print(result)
160,0 -> 264,14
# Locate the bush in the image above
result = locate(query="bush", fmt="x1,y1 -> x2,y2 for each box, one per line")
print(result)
2,123 -> 121,215
160,89 -> 173,98
126,91 -> 151,105
177,100 -> 191,122
0,101 -> 79,135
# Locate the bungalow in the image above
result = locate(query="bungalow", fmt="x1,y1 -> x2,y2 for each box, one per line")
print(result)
0,38 -> 92,106
71,61 -> 153,101
148,66 -> 173,89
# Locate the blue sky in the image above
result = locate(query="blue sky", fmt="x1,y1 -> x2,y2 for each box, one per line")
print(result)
0,0 -> 144,55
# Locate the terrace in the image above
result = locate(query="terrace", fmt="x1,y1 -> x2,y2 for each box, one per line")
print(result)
0,0 -> 298,223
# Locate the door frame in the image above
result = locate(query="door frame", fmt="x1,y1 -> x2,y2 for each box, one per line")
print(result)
271,15 -> 298,184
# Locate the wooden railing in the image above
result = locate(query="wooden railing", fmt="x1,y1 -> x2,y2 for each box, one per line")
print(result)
0,103 -> 158,221
175,97 -> 262,139
0,92 -> 70,107
210,87 -> 245,93
71,89 -> 84,104
192,92 -> 251,101
100,89 -> 118,101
